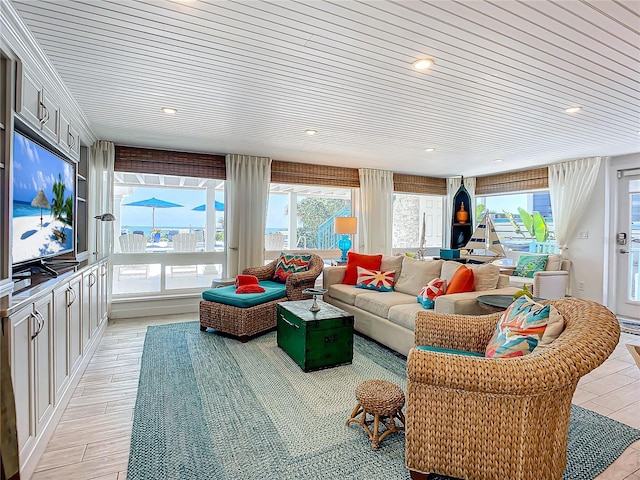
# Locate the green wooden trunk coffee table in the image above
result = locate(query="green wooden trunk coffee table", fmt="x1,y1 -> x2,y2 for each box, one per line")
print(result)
277,299 -> 354,372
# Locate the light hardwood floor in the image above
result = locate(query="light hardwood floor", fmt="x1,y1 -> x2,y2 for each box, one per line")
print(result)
31,313 -> 640,480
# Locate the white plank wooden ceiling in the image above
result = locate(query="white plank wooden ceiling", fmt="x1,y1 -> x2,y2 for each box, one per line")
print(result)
10,0 -> 640,177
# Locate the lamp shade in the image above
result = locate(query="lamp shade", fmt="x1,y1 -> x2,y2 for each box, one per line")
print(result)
334,217 -> 357,235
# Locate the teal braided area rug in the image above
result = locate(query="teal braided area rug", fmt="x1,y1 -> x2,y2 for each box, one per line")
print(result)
128,322 -> 640,480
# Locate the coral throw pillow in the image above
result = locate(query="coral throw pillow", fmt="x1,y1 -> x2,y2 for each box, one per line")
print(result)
272,253 -> 312,282
236,284 -> 266,294
343,252 -> 383,285
235,274 -> 259,287
485,296 -> 564,358
417,278 -> 447,309
355,267 -> 395,292
446,266 -> 475,294
513,254 -> 548,278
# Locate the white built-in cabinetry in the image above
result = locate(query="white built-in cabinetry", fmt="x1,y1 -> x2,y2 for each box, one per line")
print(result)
15,62 -> 80,161
3,259 -> 109,478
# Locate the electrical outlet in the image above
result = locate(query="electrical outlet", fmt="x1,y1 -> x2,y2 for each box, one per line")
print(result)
578,230 -> 589,239
578,281 -> 585,291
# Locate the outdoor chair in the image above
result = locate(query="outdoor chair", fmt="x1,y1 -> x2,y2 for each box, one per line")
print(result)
118,233 -> 148,279
170,232 -> 198,276
265,232 -> 285,250
405,298 -> 620,480
199,253 -> 324,342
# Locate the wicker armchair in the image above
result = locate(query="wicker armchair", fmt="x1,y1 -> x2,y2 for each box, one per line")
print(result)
243,253 -> 324,300
405,298 -> 620,480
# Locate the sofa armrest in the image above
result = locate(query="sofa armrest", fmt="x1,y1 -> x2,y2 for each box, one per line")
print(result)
322,266 -> 346,288
414,310 -> 500,353
533,270 -> 569,299
497,274 -> 509,288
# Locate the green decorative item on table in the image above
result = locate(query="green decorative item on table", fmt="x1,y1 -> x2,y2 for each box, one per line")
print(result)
513,284 -> 532,300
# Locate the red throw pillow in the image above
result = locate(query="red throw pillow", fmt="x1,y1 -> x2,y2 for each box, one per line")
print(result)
343,252 -> 383,285
235,274 -> 259,287
446,266 -> 475,294
236,284 -> 266,294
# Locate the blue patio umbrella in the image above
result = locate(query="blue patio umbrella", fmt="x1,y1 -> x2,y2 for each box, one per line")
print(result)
192,201 -> 224,211
123,196 -> 183,230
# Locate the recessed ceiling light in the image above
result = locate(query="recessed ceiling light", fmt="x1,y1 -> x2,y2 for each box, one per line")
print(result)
161,107 -> 178,114
564,106 -> 581,114
494,159 -> 503,163
305,129 -> 317,135
425,148 -> 435,152
412,58 -> 434,71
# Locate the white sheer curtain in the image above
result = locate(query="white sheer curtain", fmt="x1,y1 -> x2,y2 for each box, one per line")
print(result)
549,157 -> 602,253
90,141 -> 115,258
358,168 -> 393,255
225,154 -> 271,276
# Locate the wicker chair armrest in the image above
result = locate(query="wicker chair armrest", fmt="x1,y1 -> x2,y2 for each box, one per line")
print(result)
414,310 -> 501,353
284,254 -> 324,300
243,260 -> 277,281
407,348 -> 571,395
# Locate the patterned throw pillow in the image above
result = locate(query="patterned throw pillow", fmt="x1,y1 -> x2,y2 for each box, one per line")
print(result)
513,254 -> 548,278
485,296 -> 564,358
272,253 -> 312,282
417,278 -> 447,309
343,252 -> 383,285
355,267 -> 395,292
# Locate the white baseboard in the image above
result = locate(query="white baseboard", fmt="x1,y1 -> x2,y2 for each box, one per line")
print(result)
109,294 -> 200,319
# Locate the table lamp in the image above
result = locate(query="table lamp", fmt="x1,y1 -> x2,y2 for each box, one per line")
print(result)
334,217 -> 357,261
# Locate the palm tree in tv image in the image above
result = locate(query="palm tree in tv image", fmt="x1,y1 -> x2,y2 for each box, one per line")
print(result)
50,173 -> 73,242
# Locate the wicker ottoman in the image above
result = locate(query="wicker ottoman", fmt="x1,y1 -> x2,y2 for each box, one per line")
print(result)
346,379 -> 405,450
199,297 -> 283,343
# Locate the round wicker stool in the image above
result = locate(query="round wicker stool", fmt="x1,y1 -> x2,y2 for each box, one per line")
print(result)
345,379 -> 405,450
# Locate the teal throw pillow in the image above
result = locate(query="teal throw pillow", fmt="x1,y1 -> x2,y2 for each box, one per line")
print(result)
513,254 -> 548,278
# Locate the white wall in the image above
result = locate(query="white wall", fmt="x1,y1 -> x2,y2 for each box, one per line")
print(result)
563,160 -> 607,302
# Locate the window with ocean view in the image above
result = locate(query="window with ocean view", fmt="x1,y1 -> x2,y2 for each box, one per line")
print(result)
112,172 -> 225,296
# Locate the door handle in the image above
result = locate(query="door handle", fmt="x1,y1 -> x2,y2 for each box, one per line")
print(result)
619,249 -> 629,254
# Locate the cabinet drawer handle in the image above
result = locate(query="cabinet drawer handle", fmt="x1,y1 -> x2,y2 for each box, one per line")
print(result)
35,311 -> 45,335
39,102 -> 49,125
89,273 -> 96,286
279,314 -> 299,329
67,130 -> 76,148
30,313 -> 38,340
67,287 -> 76,307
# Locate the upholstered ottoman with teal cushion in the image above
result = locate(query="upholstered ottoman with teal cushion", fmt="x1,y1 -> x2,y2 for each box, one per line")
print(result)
199,281 -> 288,342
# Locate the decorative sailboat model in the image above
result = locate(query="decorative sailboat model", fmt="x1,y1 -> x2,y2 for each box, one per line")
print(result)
461,212 -> 506,263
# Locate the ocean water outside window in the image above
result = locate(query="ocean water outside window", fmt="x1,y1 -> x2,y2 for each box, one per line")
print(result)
267,184 -> 352,252
475,191 -> 557,253
392,194 -> 444,251
112,172 -> 225,296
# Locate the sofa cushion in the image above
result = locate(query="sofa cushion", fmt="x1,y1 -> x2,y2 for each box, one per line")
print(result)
446,266 -> 475,294
355,267 -> 395,292
514,254 -> 548,278
202,280 -> 286,308
468,263 -> 500,291
343,252 -> 383,285
387,303 -> 424,331
355,291 -> 417,319
545,254 -> 562,271
394,257 -> 443,296
441,261 -> 463,283
327,283 -> 370,305
381,255 -> 404,281
485,296 -> 564,358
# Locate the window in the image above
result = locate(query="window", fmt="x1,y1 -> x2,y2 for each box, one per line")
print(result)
475,191 -> 557,252
112,172 -> 225,296
267,183 -> 352,251
392,194 -> 443,249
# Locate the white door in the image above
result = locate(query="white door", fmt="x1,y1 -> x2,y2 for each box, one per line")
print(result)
615,171 -> 640,319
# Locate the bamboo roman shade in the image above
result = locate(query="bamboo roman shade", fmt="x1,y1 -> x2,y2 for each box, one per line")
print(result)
270,160 -> 359,188
475,167 -> 548,195
114,146 -> 226,179
393,173 -> 447,195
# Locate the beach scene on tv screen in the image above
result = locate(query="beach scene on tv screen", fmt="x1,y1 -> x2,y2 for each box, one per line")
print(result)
12,132 -> 74,265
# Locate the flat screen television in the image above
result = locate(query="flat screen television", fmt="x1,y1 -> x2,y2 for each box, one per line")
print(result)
11,130 -> 75,270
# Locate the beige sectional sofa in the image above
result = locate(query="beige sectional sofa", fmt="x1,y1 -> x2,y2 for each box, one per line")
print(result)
322,255 -> 517,355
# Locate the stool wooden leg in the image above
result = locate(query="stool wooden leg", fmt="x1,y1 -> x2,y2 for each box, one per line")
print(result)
372,414 -> 380,450
346,403 -> 363,425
